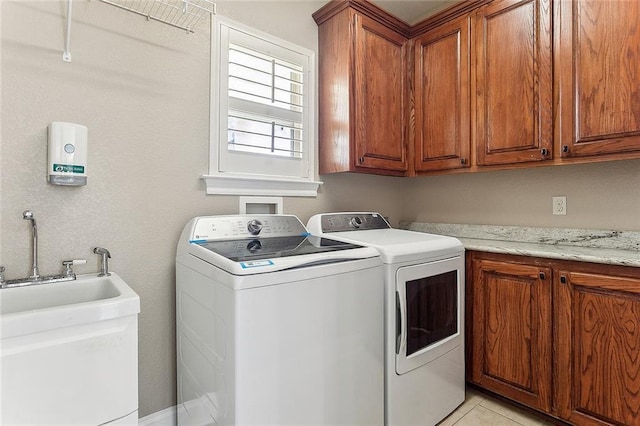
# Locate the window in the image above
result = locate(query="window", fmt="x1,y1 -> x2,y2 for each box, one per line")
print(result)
203,15 -> 321,196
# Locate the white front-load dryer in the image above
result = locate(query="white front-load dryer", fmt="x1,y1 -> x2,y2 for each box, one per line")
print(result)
176,214 -> 385,426
308,212 -> 466,426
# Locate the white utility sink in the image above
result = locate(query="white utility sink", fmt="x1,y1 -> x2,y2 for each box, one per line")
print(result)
1,274 -> 120,314
0,272 -> 139,338
0,272 -> 140,425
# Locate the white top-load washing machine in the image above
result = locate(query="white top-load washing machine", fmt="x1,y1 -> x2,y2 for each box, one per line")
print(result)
176,214 -> 385,426
307,212 -> 465,426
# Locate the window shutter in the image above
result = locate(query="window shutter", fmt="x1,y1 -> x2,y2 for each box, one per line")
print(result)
206,15 -> 321,196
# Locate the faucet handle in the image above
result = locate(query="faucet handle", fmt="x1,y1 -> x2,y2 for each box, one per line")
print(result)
62,259 -> 86,277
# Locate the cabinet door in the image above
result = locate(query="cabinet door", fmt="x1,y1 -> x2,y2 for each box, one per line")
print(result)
354,13 -> 408,172
470,256 -> 552,412
555,269 -> 640,425
557,0 -> 640,159
474,0 -> 553,166
414,15 -> 471,172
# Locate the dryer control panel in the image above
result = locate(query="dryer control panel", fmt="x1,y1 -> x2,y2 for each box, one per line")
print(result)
189,215 -> 307,241
317,213 -> 391,233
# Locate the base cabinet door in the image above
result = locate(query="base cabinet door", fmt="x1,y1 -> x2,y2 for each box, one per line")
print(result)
555,269 -> 640,426
469,255 -> 552,412
469,252 -> 640,425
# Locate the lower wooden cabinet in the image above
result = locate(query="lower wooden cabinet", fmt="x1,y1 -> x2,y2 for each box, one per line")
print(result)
469,256 -> 552,412
555,269 -> 640,425
467,251 -> 640,425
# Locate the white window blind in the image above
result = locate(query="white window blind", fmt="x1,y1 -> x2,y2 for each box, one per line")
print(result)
207,15 -> 320,196
227,42 -> 304,159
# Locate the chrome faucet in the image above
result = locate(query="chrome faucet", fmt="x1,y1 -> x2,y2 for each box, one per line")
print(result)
23,210 -> 41,281
0,211 -> 108,290
0,210 -> 83,289
93,247 -> 111,277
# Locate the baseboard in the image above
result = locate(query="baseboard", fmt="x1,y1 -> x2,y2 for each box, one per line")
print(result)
138,405 -> 177,426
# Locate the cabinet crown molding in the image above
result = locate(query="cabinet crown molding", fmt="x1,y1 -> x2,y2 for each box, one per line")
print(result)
313,0 -> 491,38
313,0 -> 411,36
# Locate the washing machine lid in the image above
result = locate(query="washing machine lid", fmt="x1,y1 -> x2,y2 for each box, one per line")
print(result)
179,215 -> 380,275
307,212 -> 463,264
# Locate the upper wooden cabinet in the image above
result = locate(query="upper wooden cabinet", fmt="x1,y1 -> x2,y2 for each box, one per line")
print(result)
413,15 -> 471,172
474,0 -> 553,166
315,0 -> 640,176
314,3 -> 409,175
557,0 -> 640,159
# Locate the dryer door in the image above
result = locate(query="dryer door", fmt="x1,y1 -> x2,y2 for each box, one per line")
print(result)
395,255 -> 464,375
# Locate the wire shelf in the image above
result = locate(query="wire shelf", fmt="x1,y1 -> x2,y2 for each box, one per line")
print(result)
99,0 -> 215,33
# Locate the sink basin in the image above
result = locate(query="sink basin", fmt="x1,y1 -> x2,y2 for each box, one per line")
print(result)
1,272 -> 140,425
0,272 -> 140,339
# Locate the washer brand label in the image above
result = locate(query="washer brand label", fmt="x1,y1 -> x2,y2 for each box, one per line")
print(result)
53,164 -> 84,174
240,260 -> 274,269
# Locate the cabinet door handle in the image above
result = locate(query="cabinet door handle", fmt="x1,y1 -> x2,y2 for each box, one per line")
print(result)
562,145 -> 569,153
539,272 -> 546,280
460,158 -> 467,165
560,275 -> 567,284
359,156 -> 365,164
541,148 -> 548,156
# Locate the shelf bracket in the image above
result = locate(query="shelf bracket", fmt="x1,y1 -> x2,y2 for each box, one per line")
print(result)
63,0 -> 73,62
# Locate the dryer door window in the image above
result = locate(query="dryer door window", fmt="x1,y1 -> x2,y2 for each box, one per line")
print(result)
406,270 -> 457,356
396,255 -> 464,375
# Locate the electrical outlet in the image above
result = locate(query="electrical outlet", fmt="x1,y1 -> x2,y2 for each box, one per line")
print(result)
552,196 -> 567,215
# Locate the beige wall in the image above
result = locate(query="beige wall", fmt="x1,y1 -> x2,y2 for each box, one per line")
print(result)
1,0 -> 638,419
0,1 -> 403,417
402,159 -> 640,231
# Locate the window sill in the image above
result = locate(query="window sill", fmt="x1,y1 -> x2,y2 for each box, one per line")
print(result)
202,174 -> 323,197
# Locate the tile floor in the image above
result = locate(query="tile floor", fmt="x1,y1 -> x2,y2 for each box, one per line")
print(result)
438,387 -> 556,426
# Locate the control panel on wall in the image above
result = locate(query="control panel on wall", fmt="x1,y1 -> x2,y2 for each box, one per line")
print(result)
48,122 -> 88,186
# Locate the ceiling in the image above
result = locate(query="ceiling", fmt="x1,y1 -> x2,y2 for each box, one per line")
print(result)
370,0 -> 459,25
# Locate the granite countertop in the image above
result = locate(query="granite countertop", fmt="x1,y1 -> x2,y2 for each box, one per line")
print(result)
400,222 -> 640,268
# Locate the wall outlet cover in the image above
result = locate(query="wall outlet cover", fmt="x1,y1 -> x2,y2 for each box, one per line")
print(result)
552,196 -> 567,215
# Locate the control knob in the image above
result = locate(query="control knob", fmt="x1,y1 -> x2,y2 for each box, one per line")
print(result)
350,216 -> 363,229
247,240 -> 262,253
247,219 -> 263,235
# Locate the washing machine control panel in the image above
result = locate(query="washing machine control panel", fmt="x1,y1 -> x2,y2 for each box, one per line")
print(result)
320,213 -> 390,232
190,215 -> 308,241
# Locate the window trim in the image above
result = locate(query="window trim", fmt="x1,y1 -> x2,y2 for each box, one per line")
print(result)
203,15 -> 322,197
